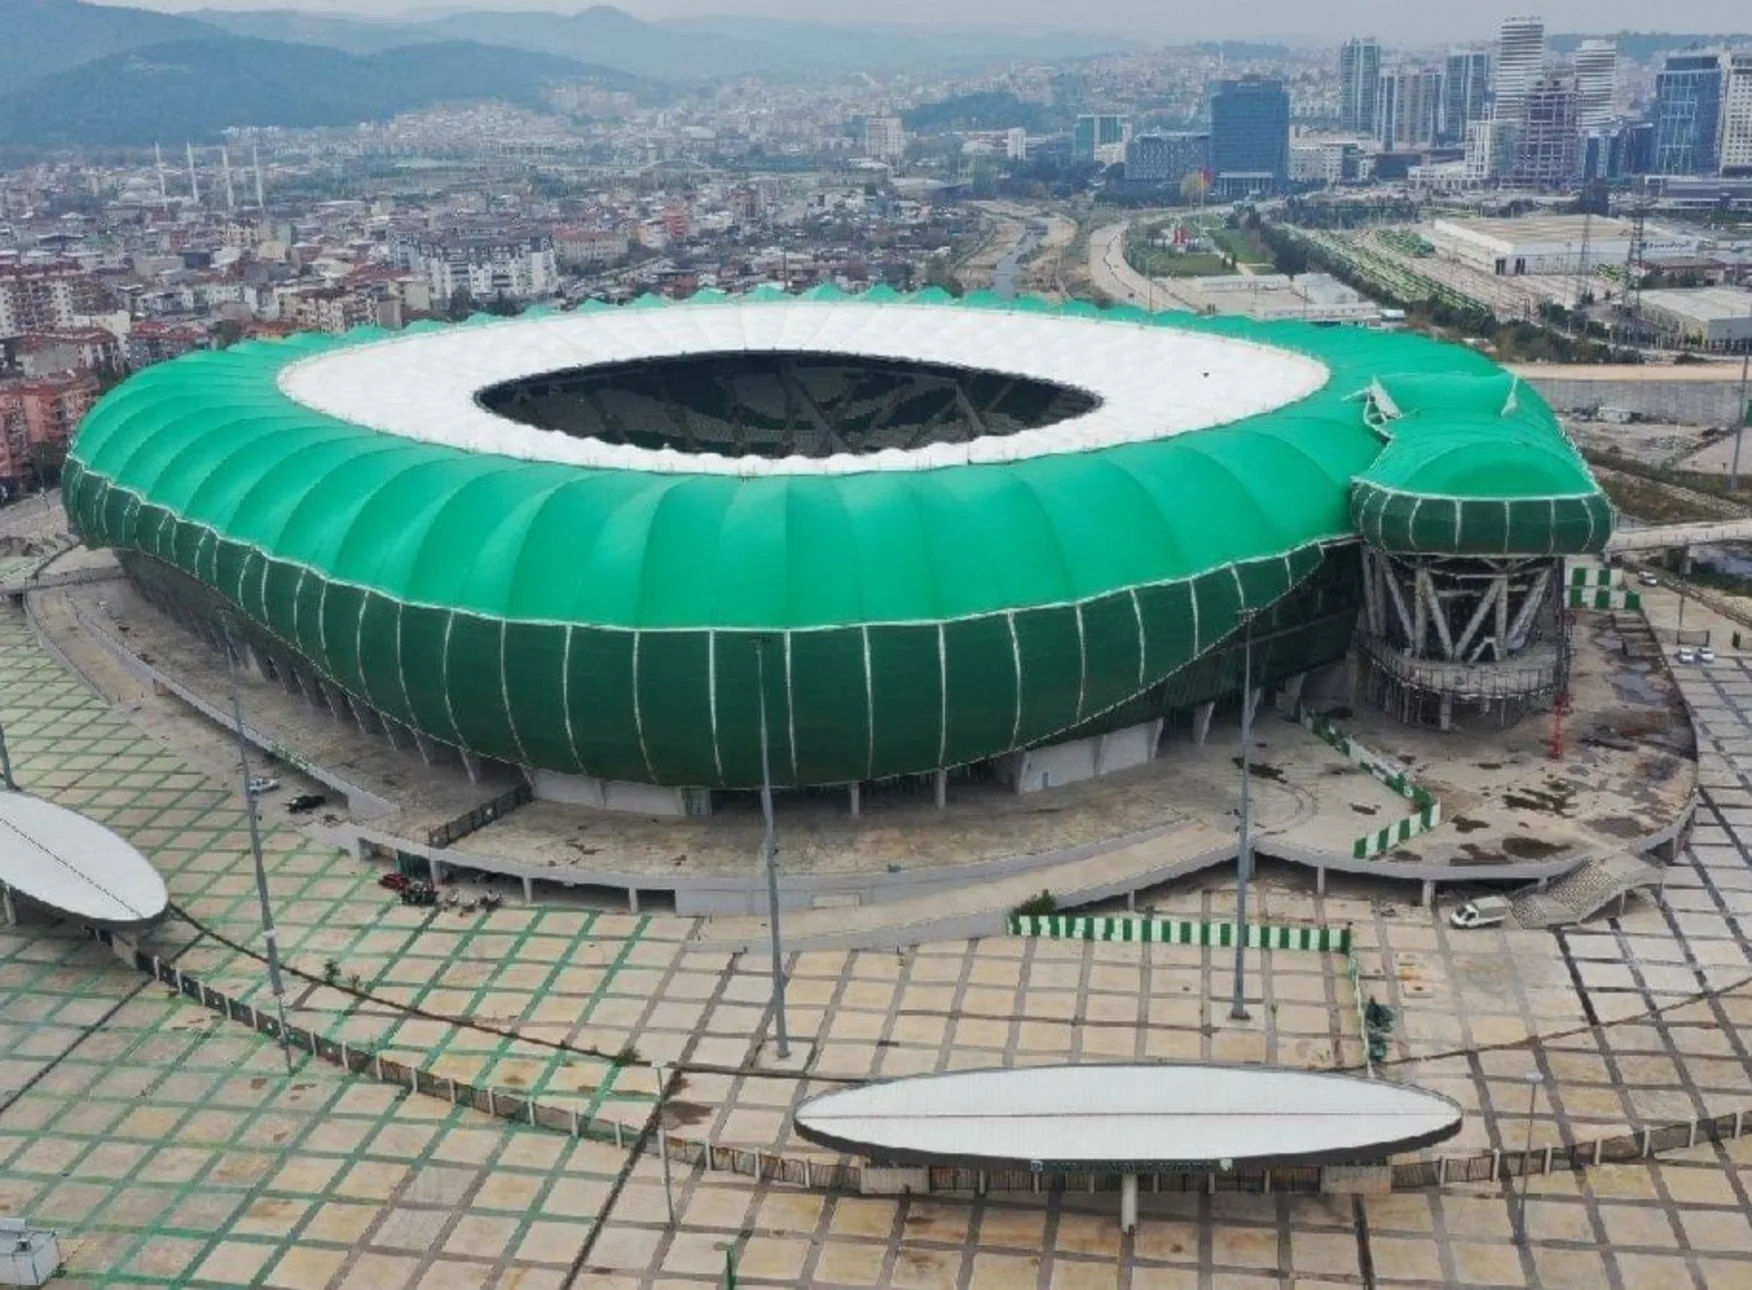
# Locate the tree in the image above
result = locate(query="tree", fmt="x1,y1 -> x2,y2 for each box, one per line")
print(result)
447,287 -> 475,322
1179,172 -> 1210,205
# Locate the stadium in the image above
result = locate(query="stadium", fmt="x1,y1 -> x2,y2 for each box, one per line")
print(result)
63,288 -> 1613,815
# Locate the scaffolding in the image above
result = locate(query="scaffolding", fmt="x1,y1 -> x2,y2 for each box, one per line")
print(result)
1356,548 -> 1568,730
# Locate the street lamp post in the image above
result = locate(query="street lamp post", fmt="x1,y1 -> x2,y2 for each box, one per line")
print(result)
1731,321 -> 1752,493
754,638 -> 790,1060
654,1060 -> 676,1227
221,619 -> 293,1075
1513,1070 -> 1543,1244
1230,615 -> 1255,1022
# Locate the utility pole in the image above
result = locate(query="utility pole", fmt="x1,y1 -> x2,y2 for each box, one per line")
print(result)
222,619 -> 293,1075
1731,313 -> 1752,493
0,706 -> 16,791
754,638 -> 790,1059
1230,615 -> 1255,1022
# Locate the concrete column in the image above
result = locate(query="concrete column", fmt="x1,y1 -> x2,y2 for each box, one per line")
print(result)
427,856 -> 443,886
1120,1173 -> 1139,1234
1,883 -> 15,926
1421,879 -> 1435,908
934,769 -> 947,810
1278,671 -> 1305,715
1438,693 -> 1453,732
627,888 -> 640,914
848,782 -> 861,818
1192,702 -> 1215,747
521,875 -> 535,903
1316,866 -> 1327,897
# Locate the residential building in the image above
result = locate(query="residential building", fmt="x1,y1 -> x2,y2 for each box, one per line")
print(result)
863,116 -> 905,161
401,232 -> 558,304
1073,114 -> 1128,162
1464,119 -> 1518,181
1125,133 -> 1210,185
0,264 -> 106,339
1339,38 -> 1382,136
125,319 -> 212,369
554,228 -> 630,268
11,329 -> 121,378
1652,51 -> 1727,176
1574,39 -> 1619,130
1514,75 -> 1580,186
1209,77 -> 1290,194
1442,48 -> 1492,144
1723,54 -> 1752,177
1006,128 -> 1029,161
1492,15 -> 1546,125
0,371 -> 98,492
1377,67 -> 1445,150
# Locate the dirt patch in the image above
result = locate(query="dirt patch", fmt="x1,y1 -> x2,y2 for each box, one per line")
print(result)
664,1100 -> 711,1128
1502,780 -> 1577,815
1232,758 -> 1286,782
1501,835 -> 1567,859
1451,816 -> 1489,834
1586,814 -> 1647,839
1457,843 -> 1510,864
1352,804 -> 1379,816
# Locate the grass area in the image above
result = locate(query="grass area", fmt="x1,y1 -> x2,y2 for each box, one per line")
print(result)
1124,217 -> 1237,279
1208,224 -> 1274,266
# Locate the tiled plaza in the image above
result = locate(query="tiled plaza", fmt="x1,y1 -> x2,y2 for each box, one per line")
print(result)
11,590 -> 1752,1286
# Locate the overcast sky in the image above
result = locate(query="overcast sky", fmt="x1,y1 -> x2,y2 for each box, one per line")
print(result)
124,0 -> 1752,42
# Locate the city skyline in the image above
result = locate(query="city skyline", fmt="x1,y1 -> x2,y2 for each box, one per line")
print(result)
105,0 -> 1752,44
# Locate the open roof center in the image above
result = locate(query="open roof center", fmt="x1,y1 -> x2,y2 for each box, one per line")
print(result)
475,351 -> 1100,460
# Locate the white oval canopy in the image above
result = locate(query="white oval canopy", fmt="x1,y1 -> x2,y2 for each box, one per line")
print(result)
278,301 -> 1330,477
0,793 -> 169,928
795,1063 -> 1462,1169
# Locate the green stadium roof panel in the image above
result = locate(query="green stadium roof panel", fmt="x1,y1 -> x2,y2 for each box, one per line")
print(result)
65,294 -> 1611,789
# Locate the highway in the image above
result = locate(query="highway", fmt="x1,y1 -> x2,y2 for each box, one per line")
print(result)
1087,222 -> 1200,311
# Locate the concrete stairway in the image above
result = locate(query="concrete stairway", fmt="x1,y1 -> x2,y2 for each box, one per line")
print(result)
1511,854 -> 1665,929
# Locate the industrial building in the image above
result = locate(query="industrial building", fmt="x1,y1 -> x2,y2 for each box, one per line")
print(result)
1428,215 -> 1695,276
1639,287 -> 1752,349
64,291 -> 1611,818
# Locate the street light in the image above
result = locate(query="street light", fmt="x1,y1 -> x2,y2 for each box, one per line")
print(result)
1731,311 -> 1752,493
1512,1070 -> 1542,1244
220,616 -> 293,1075
654,1060 -> 676,1227
1230,613 -> 1256,1022
754,637 -> 790,1060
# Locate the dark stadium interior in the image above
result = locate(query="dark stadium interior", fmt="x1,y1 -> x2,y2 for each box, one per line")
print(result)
475,351 -> 1101,458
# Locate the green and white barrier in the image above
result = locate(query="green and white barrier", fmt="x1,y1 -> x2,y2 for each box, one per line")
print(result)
1568,587 -> 1642,611
1008,914 -> 1351,955
1297,707 -> 1436,811
1296,705 -> 1443,860
1352,803 -> 1441,859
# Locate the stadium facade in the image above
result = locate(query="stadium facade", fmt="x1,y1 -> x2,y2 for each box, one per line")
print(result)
64,289 -> 1612,812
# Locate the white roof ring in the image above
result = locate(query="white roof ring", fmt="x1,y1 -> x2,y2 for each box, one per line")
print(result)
794,1063 -> 1464,1170
0,793 -> 170,928
278,301 -> 1332,477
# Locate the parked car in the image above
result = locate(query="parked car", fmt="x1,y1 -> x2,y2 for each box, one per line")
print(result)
1698,646 -> 1717,664
1676,648 -> 1696,665
1637,571 -> 1660,587
286,792 -> 328,814
246,776 -> 280,796
1450,896 -> 1512,929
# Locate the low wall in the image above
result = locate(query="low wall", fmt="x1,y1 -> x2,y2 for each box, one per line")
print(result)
1524,374 -> 1748,427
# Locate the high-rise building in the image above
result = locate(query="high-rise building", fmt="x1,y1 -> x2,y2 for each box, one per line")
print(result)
1492,16 -> 1546,124
1574,38 -> 1619,130
1209,76 -> 1290,193
1652,51 -> 1727,175
863,116 -> 905,161
1073,114 -> 1128,162
1442,48 -> 1492,144
1377,66 -> 1445,149
1339,38 -> 1382,135
1514,75 -> 1580,186
1124,133 -> 1211,184
1722,54 -> 1752,177
1006,127 -> 1029,161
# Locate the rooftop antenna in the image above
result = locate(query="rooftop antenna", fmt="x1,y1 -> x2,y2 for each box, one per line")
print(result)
154,143 -> 169,205
252,141 -> 265,209
220,146 -> 236,212
186,142 -> 199,205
